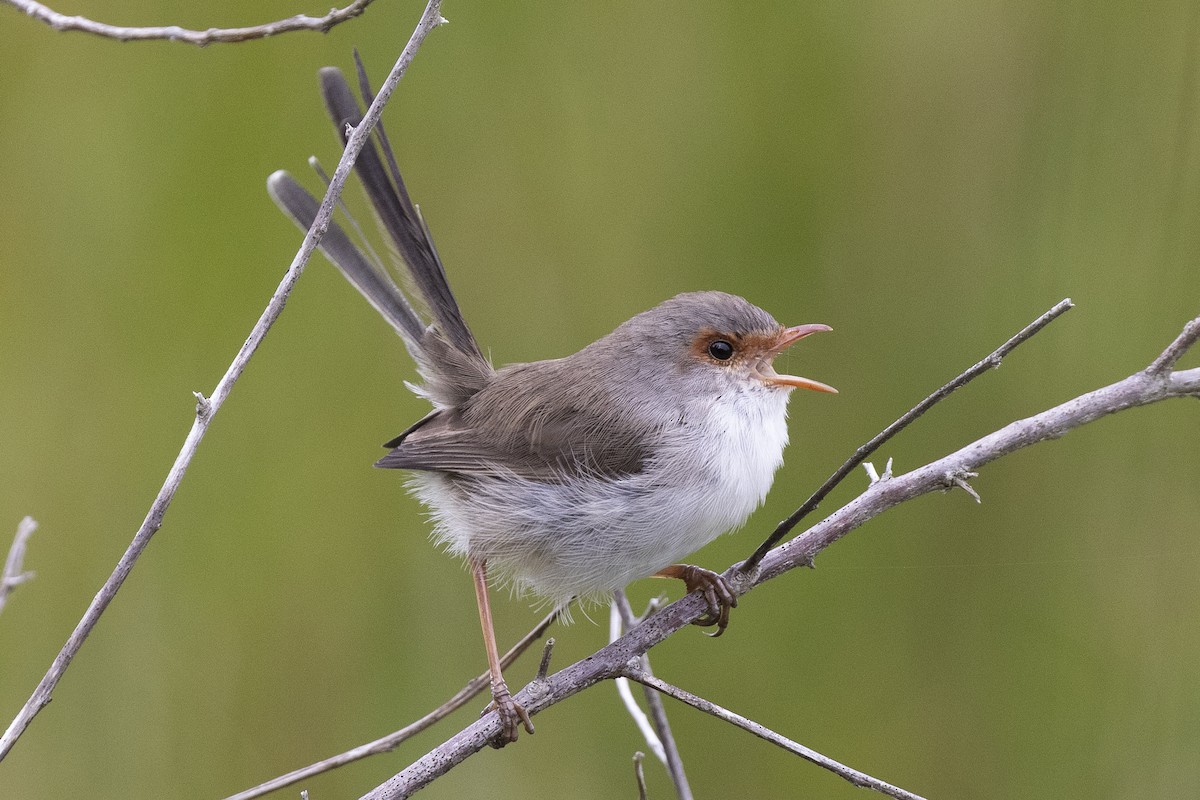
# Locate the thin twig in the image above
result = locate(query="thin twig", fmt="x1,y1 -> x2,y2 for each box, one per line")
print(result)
1147,316 -> 1200,374
742,298 -> 1075,572
622,668 -> 928,800
610,600 -> 666,764
0,517 -> 37,617
358,312 -> 1200,799
0,0 -> 447,765
1,0 -> 377,45
224,605 -> 560,800
536,637 -> 556,681
634,752 -> 649,800
613,591 -> 693,800
758,313 -> 1200,582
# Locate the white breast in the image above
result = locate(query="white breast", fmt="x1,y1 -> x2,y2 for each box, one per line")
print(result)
696,387 -> 792,527
409,387 -> 793,608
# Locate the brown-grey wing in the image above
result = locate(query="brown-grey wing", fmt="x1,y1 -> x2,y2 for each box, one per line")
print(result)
374,406 -> 648,481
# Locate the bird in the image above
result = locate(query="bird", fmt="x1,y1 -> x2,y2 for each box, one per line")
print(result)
267,65 -> 836,745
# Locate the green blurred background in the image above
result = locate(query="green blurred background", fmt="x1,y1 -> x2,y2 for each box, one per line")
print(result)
2,1 -> 1198,798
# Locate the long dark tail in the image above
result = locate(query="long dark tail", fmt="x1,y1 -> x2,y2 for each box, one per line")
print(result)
267,170 -> 425,344
267,65 -> 492,406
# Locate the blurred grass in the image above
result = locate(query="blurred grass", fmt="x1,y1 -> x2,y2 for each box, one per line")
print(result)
1,1 -> 1198,798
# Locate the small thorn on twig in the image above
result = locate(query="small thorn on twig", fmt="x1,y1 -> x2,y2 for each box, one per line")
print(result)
193,392 -> 211,420
948,470 -> 981,503
633,751 -> 648,800
864,457 -> 895,486
537,637 -> 556,680
344,121 -> 355,139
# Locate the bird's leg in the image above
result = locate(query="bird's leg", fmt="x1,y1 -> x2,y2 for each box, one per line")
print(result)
654,564 -> 738,636
470,557 -> 534,746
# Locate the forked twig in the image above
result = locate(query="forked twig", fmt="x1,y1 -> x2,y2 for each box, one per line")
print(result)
0,517 -> 38,617
2,0 -> 378,45
743,298 -> 1075,572
622,668 -> 927,800
0,0 -> 448,764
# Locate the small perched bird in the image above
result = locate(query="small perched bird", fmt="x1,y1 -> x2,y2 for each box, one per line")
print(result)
268,66 -> 835,744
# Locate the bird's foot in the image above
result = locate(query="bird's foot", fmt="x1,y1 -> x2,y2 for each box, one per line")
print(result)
656,563 -> 738,637
482,683 -> 534,748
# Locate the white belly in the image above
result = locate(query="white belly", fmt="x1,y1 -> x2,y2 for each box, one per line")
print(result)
409,389 -> 792,606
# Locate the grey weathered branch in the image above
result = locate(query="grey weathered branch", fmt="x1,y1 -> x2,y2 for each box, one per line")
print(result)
1,0 -> 378,45
0,0 -> 447,764
356,311 -> 1200,799
759,324 -> 1200,583
621,668 -> 928,800
0,517 -> 37,617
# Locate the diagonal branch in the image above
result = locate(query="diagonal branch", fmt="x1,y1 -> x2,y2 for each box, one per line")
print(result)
621,667 -> 928,800
355,311 -> 1200,799
0,0 -> 447,765
1,0 -> 378,45
759,319 -> 1200,583
0,517 -> 37,617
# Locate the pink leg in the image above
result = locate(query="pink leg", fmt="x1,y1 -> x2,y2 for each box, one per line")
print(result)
470,558 -> 533,744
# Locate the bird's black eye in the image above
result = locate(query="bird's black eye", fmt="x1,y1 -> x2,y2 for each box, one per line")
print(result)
707,340 -> 735,361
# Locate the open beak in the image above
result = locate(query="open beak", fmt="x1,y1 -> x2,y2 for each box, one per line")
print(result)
760,324 -> 837,394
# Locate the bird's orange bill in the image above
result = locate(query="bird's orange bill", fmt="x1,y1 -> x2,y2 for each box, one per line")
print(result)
762,323 -> 838,394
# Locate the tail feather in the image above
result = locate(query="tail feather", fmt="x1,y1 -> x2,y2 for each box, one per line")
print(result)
268,65 -> 494,407
318,67 -> 484,363
266,169 -> 425,346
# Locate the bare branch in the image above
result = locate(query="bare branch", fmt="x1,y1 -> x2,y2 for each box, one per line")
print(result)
622,668 -> 927,800
613,590 -> 693,799
743,298 -> 1075,571
224,605 -> 559,800
762,316 -> 1200,582
633,752 -> 648,800
0,517 -> 37,617
1,0 -> 378,45
0,0 -> 448,765
356,311 -> 1199,799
